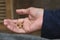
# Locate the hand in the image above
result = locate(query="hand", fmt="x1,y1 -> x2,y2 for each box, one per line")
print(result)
4,7 -> 44,33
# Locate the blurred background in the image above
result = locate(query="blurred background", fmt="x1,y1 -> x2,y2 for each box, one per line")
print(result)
0,0 -> 60,36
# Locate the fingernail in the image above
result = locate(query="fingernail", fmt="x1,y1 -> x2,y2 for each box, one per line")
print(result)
4,19 -> 7,25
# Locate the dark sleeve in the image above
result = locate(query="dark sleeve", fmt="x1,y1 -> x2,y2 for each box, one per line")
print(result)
41,9 -> 60,39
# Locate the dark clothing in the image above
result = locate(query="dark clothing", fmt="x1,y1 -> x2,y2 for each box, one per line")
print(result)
41,9 -> 60,39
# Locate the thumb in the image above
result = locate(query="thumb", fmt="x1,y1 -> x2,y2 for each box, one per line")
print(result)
16,9 -> 29,15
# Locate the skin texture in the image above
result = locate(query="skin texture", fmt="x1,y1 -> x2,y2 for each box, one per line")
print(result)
4,7 -> 44,33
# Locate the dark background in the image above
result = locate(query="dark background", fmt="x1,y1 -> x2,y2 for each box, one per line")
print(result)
14,0 -> 60,18
15,0 -> 60,9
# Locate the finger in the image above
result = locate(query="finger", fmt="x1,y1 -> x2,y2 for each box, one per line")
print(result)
4,19 -> 10,25
4,19 -> 24,25
12,19 -> 17,23
4,19 -> 26,33
17,19 -> 24,23
7,25 -> 26,33
6,20 -> 26,33
16,9 -> 29,15
4,19 -> 8,25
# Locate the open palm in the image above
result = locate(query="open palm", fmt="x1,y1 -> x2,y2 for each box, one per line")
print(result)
4,7 -> 44,33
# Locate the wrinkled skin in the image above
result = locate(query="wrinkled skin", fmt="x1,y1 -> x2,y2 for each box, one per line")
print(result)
4,7 -> 44,33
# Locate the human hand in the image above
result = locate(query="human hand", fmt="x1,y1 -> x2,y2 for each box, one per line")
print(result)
4,7 -> 44,33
